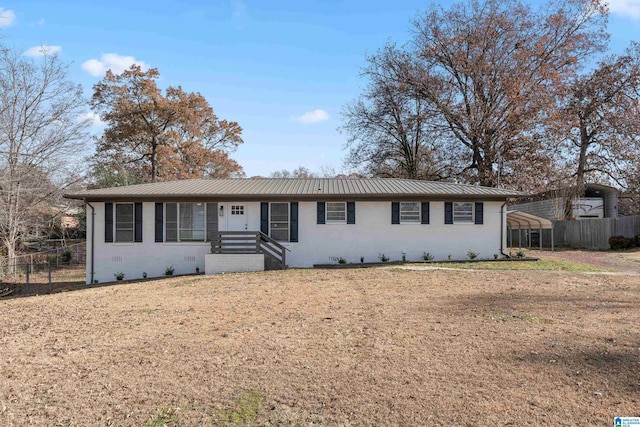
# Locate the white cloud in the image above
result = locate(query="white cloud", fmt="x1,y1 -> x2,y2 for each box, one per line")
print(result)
0,8 -> 15,27
24,45 -> 62,57
607,0 -> 640,19
81,53 -> 149,77
77,112 -> 105,127
30,18 -> 45,27
291,109 -> 330,125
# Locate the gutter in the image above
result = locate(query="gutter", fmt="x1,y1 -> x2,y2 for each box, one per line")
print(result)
500,201 -> 510,258
85,199 -> 95,284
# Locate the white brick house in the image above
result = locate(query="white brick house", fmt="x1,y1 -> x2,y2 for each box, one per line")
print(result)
64,178 -> 522,284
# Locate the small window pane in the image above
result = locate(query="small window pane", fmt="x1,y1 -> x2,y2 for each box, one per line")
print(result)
179,203 -> 205,241
165,203 -> 177,242
453,202 -> 473,223
270,203 -> 289,241
400,202 -> 420,223
115,229 -> 134,242
115,203 -> 134,242
326,202 -> 346,222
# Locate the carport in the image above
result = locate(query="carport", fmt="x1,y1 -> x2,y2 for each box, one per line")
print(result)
507,210 -> 554,251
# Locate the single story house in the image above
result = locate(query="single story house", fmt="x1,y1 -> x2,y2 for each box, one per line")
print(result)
64,178 -> 522,284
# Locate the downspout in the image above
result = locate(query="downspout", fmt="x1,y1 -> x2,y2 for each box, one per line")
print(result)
500,201 -> 510,258
85,199 -> 95,285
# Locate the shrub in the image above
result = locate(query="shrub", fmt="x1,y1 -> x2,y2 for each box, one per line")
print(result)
516,250 -> 525,258
337,257 -> 346,264
114,272 -> 125,281
493,253 -> 499,260
164,266 -> 175,276
360,256 -> 364,263
378,253 -> 389,262
609,235 -> 635,250
62,250 -> 73,263
422,252 -> 434,261
467,250 -> 479,260
635,235 -> 640,247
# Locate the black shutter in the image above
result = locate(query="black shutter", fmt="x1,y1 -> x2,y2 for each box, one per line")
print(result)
134,202 -> 143,242
317,202 -> 326,224
391,202 -> 400,224
105,202 -> 113,242
445,202 -> 453,224
206,203 -> 218,241
421,202 -> 430,224
260,202 -> 269,235
475,202 -> 484,224
155,203 -> 164,242
290,202 -> 299,242
347,202 -> 355,224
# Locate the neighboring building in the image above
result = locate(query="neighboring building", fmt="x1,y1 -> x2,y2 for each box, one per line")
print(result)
64,178 -> 522,284
513,184 -> 619,221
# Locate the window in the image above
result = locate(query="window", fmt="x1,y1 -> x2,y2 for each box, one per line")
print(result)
231,205 -> 244,215
115,203 -> 134,242
270,202 -> 289,241
326,202 -> 346,223
400,202 -> 420,223
453,202 -> 473,223
165,203 -> 206,242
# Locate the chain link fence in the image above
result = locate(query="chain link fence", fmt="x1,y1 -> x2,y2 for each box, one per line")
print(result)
0,242 -> 86,297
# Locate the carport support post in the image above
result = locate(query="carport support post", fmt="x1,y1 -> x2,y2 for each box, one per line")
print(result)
518,229 -> 522,249
539,226 -> 543,251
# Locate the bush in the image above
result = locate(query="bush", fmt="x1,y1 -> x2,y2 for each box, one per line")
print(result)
62,250 -> 73,263
609,235 -> 635,250
467,250 -> 479,260
378,253 -> 389,262
422,252 -> 434,261
165,266 -> 175,276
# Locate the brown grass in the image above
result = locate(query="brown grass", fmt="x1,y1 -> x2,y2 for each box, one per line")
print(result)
0,264 -> 639,425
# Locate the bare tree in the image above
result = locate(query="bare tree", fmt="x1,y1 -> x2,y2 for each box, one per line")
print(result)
0,46 -> 88,275
341,46 -> 448,180
344,0 -> 608,187
553,42 -> 640,188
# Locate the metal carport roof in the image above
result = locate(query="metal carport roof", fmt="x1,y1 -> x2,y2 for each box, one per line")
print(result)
507,210 -> 554,250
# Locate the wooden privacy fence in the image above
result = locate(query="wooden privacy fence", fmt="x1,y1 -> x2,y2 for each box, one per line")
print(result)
554,216 -> 640,249
509,216 -> 640,250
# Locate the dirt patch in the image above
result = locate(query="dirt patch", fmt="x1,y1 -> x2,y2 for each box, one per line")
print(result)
524,248 -> 640,274
0,268 -> 638,425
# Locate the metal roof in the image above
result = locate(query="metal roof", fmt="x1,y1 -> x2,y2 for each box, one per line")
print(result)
64,178 -> 525,201
507,210 -> 553,230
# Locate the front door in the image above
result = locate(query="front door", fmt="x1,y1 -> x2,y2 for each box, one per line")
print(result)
226,203 -> 248,231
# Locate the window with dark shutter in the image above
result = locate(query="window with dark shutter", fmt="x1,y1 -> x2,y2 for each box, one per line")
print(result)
317,202 -> 326,224
155,203 -> 164,242
134,202 -> 143,242
105,202 -> 113,242
290,202 -> 299,242
444,202 -> 453,224
474,202 -> 484,224
260,202 -> 269,235
347,202 -> 355,224
421,202 -> 430,224
391,202 -> 400,224
206,203 -> 218,241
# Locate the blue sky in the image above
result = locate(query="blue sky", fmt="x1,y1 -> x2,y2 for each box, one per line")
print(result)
1,0 -> 639,177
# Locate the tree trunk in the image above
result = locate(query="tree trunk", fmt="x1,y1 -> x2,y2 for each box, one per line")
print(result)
576,121 -> 589,187
151,140 -> 158,183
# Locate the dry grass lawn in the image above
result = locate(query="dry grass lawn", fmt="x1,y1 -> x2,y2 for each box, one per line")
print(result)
1,259 -> 639,425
